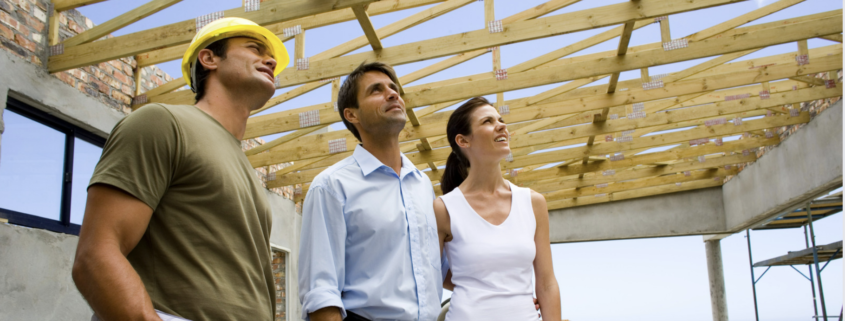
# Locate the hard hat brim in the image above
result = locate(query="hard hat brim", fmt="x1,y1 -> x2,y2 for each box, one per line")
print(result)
182,22 -> 289,91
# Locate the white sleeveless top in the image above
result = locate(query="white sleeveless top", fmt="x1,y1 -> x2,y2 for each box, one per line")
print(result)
441,181 -> 538,321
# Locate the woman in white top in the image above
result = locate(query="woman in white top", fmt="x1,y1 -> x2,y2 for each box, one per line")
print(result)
434,97 -> 561,320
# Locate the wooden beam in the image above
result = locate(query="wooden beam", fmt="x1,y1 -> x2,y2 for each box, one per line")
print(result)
504,113 -> 809,170
272,0 -> 743,88
62,0 -> 182,47
351,5 -> 383,50
686,0 -> 805,42
525,153 -> 758,192
545,168 -> 733,201
48,0 -> 381,72
48,10 -> 60,46
820,34 -> 843,43
400,16 -> 841,108
516,136 -> 777,182
505,86 -> 841,153
606,21 -> 636,94
246,52 -> 841,166
659,16 -> 671,43
155,0 -> 476,109
53,0 -> 107,12
547,178 -> 723,210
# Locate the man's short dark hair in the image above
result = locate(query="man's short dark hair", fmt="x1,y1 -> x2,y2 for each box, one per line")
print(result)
193,39 -> 229,102
337,62 -> 401,142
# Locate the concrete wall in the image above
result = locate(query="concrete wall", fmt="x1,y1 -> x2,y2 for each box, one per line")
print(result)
0,223 -> 92,320
0,192 -> 303,321
548,187 -> 726,243
721,101 -> 842,231
0,48 -> 125,142
266,190 -> 304,321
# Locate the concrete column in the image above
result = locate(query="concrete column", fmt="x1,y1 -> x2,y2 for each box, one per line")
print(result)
705,239 -> 729,321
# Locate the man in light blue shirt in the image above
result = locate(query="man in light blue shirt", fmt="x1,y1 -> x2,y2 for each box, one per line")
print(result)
298,62 -> 443,321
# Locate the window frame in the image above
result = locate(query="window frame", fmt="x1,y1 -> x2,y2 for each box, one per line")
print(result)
0,96 -> 106,235
270,244 -> 293,321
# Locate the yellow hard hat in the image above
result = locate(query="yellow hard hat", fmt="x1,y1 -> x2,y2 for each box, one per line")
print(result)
182,17 -> 289,92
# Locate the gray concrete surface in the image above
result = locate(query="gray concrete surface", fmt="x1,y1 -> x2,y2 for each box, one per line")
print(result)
722,101 -> 843,231
705,240 -> 728,321
266,190 -> 303,320
548,187 -> 727,243
0,49 -> 125,141
0,223 -> 92,320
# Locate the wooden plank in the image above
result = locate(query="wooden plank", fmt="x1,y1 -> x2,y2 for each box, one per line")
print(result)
253,0 -> 615,118
244,125 -> 328,156
659,16 -> 671,43
135,0 -> 445,68
505,86 -> 842,152
686,0 -> 805,42
247,53 -> 840,167
525,153 -> 758,193
606,21 -> 636,94
820,34 -> 843,43
547,178 -> 723,210
516,136 -> 776,182
400,16 -> 842,108
246,49 -> 841,151
544,168 -> 732,201
502,113 -> 809,170
142,77 -> 186,98
62,0 -> 182,47
53,0 -> 107,12
312,0 -> 473,61
352,5 -> 383,50
48,0 -> 381,72
48,10 -> 60,46
273,0 -> 743,88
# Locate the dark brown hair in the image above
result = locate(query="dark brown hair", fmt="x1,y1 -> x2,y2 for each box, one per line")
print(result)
337,62 -> 401,141
440,97 -> 494,195
193,39 -> 229,102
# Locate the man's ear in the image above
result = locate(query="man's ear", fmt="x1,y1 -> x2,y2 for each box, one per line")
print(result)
344,107 -> 360,125
455,133 -> 470,149
197,48 -> 219,71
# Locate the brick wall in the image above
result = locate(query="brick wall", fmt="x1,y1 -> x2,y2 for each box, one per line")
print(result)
0,0 -> 177,115
271,249 -> 287,321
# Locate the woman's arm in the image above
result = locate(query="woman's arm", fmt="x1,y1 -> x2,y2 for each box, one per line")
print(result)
433,198 -> 455,291
530,190 -> 561,321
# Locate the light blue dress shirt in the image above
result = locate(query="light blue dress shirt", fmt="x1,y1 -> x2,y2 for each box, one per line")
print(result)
298,145 -> 443,321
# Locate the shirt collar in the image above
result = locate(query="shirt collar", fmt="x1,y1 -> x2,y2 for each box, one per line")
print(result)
352,144 -> 421,179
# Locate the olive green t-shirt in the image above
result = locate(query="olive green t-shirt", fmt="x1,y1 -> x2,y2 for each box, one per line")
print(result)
89,103 -> 274,321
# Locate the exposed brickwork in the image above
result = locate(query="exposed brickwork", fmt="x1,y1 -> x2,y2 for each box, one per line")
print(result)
271,250 -> 287,321
0,1 -> 177,115
242,138 -> 297,201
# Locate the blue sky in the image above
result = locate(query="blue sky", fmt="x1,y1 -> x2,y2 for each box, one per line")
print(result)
67,0 -> 845,320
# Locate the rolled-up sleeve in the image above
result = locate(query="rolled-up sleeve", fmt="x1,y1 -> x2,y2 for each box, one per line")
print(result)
298,185 -> 347,320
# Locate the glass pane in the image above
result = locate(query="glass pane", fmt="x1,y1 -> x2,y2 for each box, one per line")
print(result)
0,109 -> 66,220
71,138 -> 102,225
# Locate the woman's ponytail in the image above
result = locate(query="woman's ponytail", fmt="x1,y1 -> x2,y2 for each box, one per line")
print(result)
439,96 -> 493,195
440,151 -> 469,195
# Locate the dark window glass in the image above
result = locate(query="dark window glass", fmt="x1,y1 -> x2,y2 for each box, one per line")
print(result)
0,109 -> 66,220
70,138 -> 102,225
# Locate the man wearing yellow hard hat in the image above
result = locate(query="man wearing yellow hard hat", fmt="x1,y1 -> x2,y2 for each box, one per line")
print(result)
73,17 -> 288,321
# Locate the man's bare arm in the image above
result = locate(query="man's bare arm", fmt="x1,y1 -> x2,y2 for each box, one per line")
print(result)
72,184 -> 162,321
310,306 -> 343,321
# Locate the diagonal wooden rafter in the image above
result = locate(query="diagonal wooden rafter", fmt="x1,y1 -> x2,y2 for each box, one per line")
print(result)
273,0 -> 743,89
62,0 -> 182,47
134,0 -> 447,68
48,0 -> 382,72
146,0 -> 478,109
248,47 -> 841,168
351,5 -> 383,50
53,0 -> 107,12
